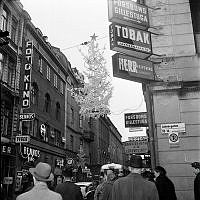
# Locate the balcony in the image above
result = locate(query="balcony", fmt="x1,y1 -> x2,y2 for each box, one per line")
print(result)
82,130 -> 94,142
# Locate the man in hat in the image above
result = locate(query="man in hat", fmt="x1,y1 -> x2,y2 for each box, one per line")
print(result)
16,162 -> 62,200
191,162 -> 200,200
111,155 -> 159,200
55,167 -> 83,200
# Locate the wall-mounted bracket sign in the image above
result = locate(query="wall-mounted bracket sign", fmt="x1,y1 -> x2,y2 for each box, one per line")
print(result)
112,53 -> 155,83
108,0 -> 149,30
19,113 -> 35,121
125,112 -> 148,128
109,23 -> 152,59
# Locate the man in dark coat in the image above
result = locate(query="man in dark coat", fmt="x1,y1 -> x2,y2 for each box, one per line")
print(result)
55,167 -> 83,200
191,162 -> 200,200
154,166 -> 177,200
111,155 -> 159,200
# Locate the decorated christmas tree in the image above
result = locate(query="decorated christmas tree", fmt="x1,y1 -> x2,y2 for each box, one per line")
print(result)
71,34 -> 113,118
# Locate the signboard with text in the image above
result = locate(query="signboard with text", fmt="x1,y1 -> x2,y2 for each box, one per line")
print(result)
161,123 -> 186,135
125,112 -> 148,127
108,0 -> 149,29
22,41 -> 33,109
15,135 -> 30,143
124,136 -> 149,154
112,53 -> 154,83
109,23 -> 152,59
20,113 -> 35,121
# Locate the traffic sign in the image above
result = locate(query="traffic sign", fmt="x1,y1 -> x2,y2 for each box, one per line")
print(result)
168,130 -> 180,147
20,113 -> 35,121
15,135 -> 30,143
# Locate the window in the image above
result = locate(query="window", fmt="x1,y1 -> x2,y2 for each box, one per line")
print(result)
7,59 -> 15,88
70,135 -> 74,151
70,107 -> 74,124
0,53 -> 5,80
79,115 -> 83,128
22,121 -> 33,136
55,102 -> 61,120
1,108 -> 9,136
33,118 -> 39,137
11,17 -> 18,43
55,129 -> 61,146
60,80 -> 64,94
44,93 -> 51,112
38,56 -> 43,73
1,8 -> 9,31
31,82 -> 39,106
46,65 -> 51,80
54,74 -> 57,88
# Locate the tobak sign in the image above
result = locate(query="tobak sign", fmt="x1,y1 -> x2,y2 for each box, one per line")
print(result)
108,0 -> 149,29
109,23 -> 152,59
22,41 -> 33,109
125,112 -> 148,127
112,53 -> 155,83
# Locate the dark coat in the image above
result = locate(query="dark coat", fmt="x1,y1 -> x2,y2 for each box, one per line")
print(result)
155,175 -> 177,200
55,181 -> 83,200
101,179 -> 115,200
194,172 -> 200,200
111,173 -> 159,200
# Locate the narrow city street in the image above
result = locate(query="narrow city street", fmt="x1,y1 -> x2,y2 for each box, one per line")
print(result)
1,0 -> 200,200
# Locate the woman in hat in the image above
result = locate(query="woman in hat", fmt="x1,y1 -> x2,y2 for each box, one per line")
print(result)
16,162 -> 62,200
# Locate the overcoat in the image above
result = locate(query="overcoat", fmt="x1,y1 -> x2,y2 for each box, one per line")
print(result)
55,181 -> 83,200
111,173 -> 159,200
16,182 -> 62,200
194,172 -> 200,200
155,175 -> 177,200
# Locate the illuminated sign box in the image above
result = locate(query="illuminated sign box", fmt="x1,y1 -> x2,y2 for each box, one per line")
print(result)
112,53 -> 154,83
108,0 -> 149,29
124,112 -> 148,127
109,23 -> 152,59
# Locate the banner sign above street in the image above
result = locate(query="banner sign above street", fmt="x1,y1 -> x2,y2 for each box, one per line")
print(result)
112,53 -> 154,83
161,122 -> 186,134
108,0 -> 149,29
109,23 -> 152,59
125,112 -> 148,127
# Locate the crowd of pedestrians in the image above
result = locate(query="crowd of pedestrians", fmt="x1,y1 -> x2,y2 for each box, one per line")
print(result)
13,156 -> 200,200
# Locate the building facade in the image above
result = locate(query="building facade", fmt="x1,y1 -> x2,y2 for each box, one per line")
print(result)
145,0 -> 200,199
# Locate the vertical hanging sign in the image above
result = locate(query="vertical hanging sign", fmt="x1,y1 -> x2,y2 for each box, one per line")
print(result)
22,41 -> 33,109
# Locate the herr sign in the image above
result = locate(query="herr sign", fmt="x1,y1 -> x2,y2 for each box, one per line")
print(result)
109,23 -> 152,59
22,41 -> 33,109
112,53 -> 154,83
108,0 -> 149,29
20,113 -> 35,121
125,112 -> 148,128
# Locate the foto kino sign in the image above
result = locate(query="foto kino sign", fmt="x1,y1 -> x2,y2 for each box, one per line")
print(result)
112,53 -> 154,83
108,0 -> 149,29
22,41 -> 33,109
109,23 -> 152,59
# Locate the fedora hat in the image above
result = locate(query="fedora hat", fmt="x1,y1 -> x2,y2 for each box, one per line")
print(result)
129,155 -> 143,168
29,162 -> 54,182
191,162 -> 200,169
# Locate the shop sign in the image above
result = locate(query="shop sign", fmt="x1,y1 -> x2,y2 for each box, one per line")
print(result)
22,41 -> 33,109
124,138 -> 149,154
112,53 -> 154,83
161,123 -> 186,135
1,144 -> 15,155
108,0 -> 149,29
19,113 -> 35,121
56,158 -> 64,168
125,112 -> 148,127
3,177 -> 13,185
109,23 -> 152,59
15,135 -> 30,143
22,145 -> 40,162
128,136 -> 148,141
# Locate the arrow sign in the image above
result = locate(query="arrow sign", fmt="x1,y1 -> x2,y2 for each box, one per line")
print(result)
20,113 -> 35,121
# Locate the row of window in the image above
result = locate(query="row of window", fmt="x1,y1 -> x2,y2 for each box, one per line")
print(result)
38,55 -> 64,95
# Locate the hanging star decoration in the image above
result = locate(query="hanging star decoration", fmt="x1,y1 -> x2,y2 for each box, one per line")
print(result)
71,34 -> 113,118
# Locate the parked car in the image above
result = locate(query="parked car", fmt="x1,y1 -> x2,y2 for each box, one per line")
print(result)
75,182 -> 93,198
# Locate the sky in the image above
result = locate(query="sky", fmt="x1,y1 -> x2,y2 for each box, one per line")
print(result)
20,0 -> 147,141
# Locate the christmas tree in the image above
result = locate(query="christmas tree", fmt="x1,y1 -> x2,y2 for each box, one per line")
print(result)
71,34 -> 113,118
